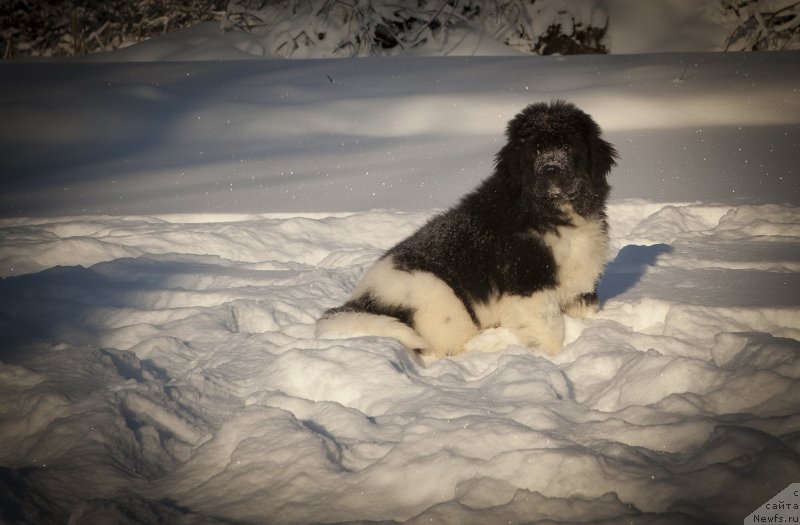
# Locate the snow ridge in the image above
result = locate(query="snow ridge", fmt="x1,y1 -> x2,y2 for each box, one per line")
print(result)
1,201 -> 797,524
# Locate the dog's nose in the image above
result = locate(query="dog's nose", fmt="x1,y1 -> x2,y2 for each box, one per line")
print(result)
542,165 -> 562,177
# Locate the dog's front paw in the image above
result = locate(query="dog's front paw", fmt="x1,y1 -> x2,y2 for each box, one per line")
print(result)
526,339 -> 563,356
562,292 -> 600,318
516,322 -> 564,356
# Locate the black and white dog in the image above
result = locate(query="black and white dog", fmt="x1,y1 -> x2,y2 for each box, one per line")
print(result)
317,101 -> 617,358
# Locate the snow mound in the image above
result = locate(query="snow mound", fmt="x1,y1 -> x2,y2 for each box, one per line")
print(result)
0,200 -> 798,524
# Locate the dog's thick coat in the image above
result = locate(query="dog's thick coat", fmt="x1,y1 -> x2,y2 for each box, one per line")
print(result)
317,101 -> 617,358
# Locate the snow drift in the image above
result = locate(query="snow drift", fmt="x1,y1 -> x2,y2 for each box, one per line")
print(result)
1,201 -> 798,524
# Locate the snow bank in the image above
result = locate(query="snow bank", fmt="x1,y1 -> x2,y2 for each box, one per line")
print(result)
1,201 -> 798,524
2,51 -> 798,218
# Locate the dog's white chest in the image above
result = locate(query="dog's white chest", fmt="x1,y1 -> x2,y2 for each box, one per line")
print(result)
542,213 -> 608,298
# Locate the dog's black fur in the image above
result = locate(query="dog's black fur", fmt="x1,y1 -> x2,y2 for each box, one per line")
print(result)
321,101 -> 617,357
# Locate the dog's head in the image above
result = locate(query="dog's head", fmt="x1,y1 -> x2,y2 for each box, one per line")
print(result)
496,100 -> 617,217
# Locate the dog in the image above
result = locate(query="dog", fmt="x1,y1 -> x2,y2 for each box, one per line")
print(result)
317,101 -> 617,358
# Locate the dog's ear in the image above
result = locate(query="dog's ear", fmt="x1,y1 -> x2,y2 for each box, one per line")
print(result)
496,108 -> 540,186
494,139 -> 536,190
589,133 -> 618,184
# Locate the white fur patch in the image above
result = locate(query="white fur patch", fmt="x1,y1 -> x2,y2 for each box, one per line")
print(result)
316,311 -> 429,352
474,290 -> 564,355
348,256 -> 477,357
543,208 -> 608,305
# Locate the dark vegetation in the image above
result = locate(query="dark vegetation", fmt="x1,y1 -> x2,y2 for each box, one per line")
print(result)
1,0 -> 797,59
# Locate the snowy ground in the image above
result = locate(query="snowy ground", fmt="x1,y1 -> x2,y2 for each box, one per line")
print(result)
1,201 -> 799,524
1,11 -> 799,525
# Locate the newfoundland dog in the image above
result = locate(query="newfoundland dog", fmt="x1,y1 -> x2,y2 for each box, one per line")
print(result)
317,101 -> 617,358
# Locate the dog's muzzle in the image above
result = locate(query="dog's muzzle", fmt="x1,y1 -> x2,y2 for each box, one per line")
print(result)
536,149 -> 577,198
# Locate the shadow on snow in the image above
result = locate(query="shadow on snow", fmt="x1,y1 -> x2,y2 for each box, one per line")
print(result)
598,243 -> 673,304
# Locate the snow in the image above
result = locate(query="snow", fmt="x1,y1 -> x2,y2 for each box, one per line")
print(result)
88,0 -> 732,61
3,52 -> 798,218
2,203 -> 798,524
603,0 -> 732,54
1,8 -> 799,525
